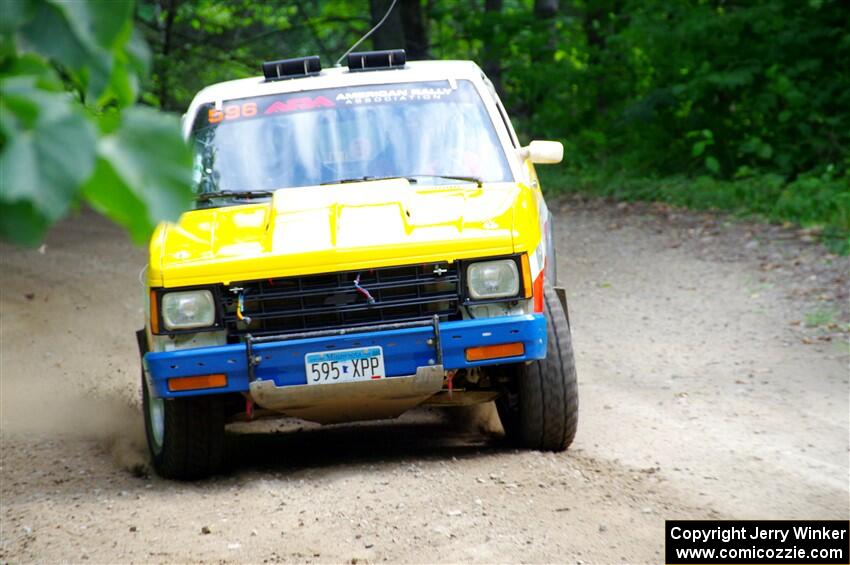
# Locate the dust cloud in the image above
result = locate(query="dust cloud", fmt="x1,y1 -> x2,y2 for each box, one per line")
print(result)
0,375 -> 149,476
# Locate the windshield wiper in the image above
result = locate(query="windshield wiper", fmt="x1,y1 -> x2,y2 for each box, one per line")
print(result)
195,190 -> 275,202
320,174 -> 483,187
320,176 -> 417,185
409,174 -> 483,187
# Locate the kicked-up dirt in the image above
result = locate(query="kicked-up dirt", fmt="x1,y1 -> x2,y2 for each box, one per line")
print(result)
1,198 -> 847,563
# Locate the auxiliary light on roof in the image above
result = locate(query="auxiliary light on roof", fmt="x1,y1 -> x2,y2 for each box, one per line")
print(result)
261,56 -> 321,81
347,49 -> 406,72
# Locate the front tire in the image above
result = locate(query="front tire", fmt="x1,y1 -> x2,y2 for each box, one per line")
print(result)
496,285 -> 578,451
142,371 -> 226,480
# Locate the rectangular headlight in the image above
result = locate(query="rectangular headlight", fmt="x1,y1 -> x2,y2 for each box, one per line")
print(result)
467,259 -> 520,299
161,290 -> 216,330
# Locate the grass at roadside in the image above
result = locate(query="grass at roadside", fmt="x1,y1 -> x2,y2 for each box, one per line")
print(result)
538,169 -> 850,255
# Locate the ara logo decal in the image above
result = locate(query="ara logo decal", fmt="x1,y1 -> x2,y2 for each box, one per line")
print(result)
264,96 -> 335,114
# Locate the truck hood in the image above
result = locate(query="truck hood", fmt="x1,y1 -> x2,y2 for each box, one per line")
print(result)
149,179 -> 539,288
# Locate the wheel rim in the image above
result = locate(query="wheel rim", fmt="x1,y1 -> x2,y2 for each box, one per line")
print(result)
147,384 -> 165,453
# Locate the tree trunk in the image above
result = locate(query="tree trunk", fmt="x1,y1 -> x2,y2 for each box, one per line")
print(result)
582,2 -> 614,114
157,0 -> 178,110
401,0 -> 429,59
534,0 -> 559,59
534,0 -> 559,18
483,0 -> 504,97
369,0 -> 405,51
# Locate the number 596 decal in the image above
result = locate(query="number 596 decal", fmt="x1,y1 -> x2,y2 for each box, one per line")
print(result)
208,102 -> 257,124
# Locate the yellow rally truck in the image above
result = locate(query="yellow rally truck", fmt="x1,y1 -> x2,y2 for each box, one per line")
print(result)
139,50 -> 578,479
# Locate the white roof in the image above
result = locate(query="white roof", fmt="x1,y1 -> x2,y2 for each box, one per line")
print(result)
191,60 -> 486,107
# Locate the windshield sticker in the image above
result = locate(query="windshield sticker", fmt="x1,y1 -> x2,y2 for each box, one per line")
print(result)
335,87 -> 454,105
207,96 -> 335,124
198,82 -> 463,128
208,102 -> 257,123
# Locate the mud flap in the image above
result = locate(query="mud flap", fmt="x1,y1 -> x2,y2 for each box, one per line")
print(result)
554,286 -> 570,328
136,329 -> 148,356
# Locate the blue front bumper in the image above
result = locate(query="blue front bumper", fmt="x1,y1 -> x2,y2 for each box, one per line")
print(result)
144,314 -> 547,398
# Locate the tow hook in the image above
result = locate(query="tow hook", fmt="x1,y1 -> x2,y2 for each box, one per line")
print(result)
245,395 -> 254,420
445,370 -> 457,399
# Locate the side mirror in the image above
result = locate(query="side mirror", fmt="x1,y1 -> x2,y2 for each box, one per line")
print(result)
518,140 -> 564,164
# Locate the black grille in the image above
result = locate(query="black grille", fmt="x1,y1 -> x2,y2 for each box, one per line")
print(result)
222,262 -> 460,337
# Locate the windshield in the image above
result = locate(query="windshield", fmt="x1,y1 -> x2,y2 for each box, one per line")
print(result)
190,80 -> 512,198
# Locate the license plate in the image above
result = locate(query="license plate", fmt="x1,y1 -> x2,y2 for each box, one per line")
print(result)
304,346 -> 385,384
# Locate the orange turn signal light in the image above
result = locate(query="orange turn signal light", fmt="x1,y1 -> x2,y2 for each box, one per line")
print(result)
520,254 -> 533,299
465,342 -> 525,362
167,374 -> 228,392
149,289 -> 160,334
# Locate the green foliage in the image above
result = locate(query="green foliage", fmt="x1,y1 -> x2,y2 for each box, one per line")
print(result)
4,0 -> 843,249
137,0 -> 849,178
132,0 -> 849,252
805,307 -> 837,328
479,1 -> 849,181
456,0 -> 849,252
0,0 -> 192,245
136,0 -> 371,110
539,167 -> 850,254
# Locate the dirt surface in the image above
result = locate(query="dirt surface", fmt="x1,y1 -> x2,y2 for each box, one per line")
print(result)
1,200 -> 848,563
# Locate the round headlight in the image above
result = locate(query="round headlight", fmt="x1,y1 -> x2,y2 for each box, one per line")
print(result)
161,290 -> 216,330
467,259 -> 520,299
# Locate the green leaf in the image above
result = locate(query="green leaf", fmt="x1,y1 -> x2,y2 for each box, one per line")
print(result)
692,140 -> 707,157
0,110 -> 95,219
81,156 -> 151,243
17,1 -> 134,103
18,1 -> 109,99
83,107 -> 193,242
101,12 -> 147,108
107,54 -> 136,108
0,0 -> 36,35
0,200 -> 49,246
57,0 -> 133,50
705,156 -> 720,174
0,74 -> 96,228
124,26 -> 151,78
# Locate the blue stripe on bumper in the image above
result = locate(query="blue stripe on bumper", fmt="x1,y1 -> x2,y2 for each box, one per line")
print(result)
143,314 -> 547,398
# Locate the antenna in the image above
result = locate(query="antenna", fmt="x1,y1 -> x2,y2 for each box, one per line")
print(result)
335,0 -> 400,66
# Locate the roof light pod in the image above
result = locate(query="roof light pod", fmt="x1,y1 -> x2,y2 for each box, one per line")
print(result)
347,49 -> 406,72
262,56 -> 321,81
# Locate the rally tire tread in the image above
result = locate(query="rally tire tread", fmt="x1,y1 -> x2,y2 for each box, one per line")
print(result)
143,373 -> 226,480
544,287 -> 578,449
518,356 -> 545,447
163,396 -> 226,480
501,285 -> 579,451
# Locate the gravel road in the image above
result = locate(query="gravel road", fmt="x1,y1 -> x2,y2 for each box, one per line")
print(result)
1,199 -> 848,563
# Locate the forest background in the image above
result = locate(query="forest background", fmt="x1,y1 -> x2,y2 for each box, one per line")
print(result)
2,0 -> 848,251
